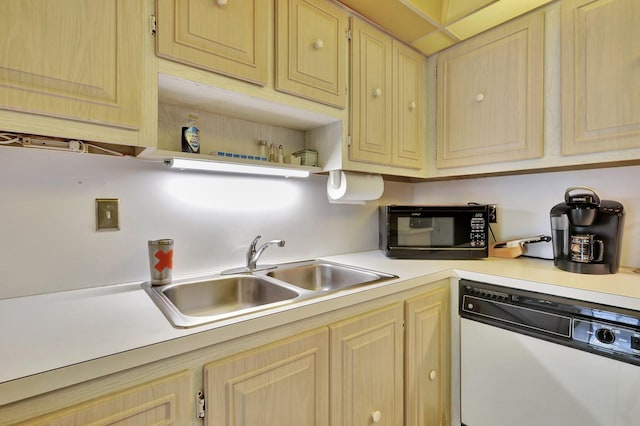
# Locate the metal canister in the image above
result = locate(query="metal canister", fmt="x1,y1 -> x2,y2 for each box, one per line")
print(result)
148,239 -> 174,285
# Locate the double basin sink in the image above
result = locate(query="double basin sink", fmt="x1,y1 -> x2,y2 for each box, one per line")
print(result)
143,259 -> 398,328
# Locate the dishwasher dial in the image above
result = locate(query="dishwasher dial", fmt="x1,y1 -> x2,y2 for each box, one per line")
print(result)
595,328 -> 616,345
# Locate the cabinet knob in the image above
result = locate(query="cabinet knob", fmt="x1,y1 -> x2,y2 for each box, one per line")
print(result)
409,101 -> 416,110
373,88 -> 382,97
429,370 -> 437,381
476,93 -> 485,102
314,39 -> 324,49
216,0 -> 228,5
371,410 -> 382,423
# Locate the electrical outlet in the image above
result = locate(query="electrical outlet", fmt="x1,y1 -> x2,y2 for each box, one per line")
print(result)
488,204 -> 497,223
96,198 -> 120,231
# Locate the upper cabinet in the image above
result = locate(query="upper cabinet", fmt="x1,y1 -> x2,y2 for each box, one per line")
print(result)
349,19 -> 394,165
561,0 -> 640,155
349,18 -> 425,170
156,0 -> 269,86
435,11 -> 544,168
335,0 -> 554,56
0,0 -> 154,149
276,0 -> 348,108
393,41 -> 425,169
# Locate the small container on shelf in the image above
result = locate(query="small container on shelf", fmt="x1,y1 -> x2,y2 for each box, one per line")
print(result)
181,113 -> 200,154
292,149 -> 318,167
258,139 -> 268,161
269,143 -> 276,162
277,145 -> 284,163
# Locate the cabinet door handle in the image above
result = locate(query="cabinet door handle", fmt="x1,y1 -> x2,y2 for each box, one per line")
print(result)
373,88 -> 382,97
314,39 -> 324,49
476,93 -> 485,102
409,101 -> 416,110
429,369 -> 437,380
216,0 -> 228,6
371,410 -> 382,423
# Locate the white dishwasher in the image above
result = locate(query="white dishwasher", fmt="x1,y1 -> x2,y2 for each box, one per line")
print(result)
459,279 -> 640,426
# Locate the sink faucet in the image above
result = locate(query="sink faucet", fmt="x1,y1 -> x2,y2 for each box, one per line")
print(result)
246,235 -> 285,271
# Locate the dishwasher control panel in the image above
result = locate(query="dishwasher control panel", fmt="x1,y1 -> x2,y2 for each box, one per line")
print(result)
573,319 -> 640,358
460,279 -> 640,365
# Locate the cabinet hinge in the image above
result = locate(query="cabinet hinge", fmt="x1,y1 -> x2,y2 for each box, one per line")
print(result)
150,14 -> 157,37
196,390 -> 206,420
346,28 -> 352,41
434,65 -> 437,78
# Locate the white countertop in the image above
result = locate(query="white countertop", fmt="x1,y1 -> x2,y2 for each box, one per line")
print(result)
2,250 -> 640,405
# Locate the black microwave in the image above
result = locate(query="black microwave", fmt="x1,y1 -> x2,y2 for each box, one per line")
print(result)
379,205 -> 489,259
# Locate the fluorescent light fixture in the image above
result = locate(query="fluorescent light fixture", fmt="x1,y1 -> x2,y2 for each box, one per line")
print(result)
166,158 -> 310,178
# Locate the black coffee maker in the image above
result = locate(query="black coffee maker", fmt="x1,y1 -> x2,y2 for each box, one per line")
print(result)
550,187 -> 624,274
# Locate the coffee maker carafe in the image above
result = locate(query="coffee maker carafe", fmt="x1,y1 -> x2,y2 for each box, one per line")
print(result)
550,187 -> 624,274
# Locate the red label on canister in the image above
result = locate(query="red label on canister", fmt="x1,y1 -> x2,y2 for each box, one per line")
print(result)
154,249 -> 173,271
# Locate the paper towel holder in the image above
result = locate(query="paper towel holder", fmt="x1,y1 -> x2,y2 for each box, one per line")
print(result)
326,169 -> 384,204
329,169 -> 342,189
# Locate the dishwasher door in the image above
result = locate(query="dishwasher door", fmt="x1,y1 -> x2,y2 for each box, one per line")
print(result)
461,318 -> 640,426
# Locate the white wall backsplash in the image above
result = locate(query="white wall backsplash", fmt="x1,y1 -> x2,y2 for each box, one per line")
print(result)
412,165 -> 640,268
4,144 -> 638,299
0,147 -> 411,299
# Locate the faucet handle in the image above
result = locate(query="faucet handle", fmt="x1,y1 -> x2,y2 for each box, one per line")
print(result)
249,235 -> 261,252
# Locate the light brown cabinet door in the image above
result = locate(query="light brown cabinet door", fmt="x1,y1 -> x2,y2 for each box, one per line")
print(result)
21,371 -> 191,426
561,0 -> 640,155
349,17 -> 425,170
156,0 -> 268,86
330,303 -> 404,426
349,18 -> 394,165
405,284 -> 451,426
393,40 -> 424,169
276,0 -> 347,108
204,328 -> 329,426
436,11 -> 544,168
0,0 -> 143,130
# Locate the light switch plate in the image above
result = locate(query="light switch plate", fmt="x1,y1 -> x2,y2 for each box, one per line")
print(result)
96,198 -> 120,231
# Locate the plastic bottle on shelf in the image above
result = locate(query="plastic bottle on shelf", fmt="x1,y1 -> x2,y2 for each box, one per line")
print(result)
258,140 -> 268,161
181,113 -> 200,154
269,143 -> 276,162
277,145 -> 284,163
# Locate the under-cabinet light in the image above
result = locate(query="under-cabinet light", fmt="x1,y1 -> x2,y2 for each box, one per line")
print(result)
166,158 -> 310,178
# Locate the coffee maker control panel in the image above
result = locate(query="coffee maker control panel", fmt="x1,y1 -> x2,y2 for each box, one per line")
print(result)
601,205 -> 624,215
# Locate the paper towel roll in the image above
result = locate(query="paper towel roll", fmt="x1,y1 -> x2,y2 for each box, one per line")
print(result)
327,170 -> 384,204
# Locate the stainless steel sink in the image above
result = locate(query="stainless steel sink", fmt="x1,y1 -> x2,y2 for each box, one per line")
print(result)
143,275 -> 300,328
267,260 -> 398,292
143,260 -> 397,328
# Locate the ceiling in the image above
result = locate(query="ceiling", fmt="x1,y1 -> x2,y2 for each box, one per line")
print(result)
336,0 -> 555,56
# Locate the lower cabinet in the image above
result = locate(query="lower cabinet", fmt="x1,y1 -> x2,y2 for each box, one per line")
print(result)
203,328 -> 330,426
202,283 -> 449,426
330,303 -> 404,426
202,305 -> 406,426
6,280 -> 451,426
19,371 -> 191,426
405,283 -> 451,426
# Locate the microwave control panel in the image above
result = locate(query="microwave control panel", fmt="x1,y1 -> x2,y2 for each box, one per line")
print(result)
470,216 -> 487,247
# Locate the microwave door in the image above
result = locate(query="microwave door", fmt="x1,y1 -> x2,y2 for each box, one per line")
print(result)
397,216 -> 457,247
397,217 -> 432,246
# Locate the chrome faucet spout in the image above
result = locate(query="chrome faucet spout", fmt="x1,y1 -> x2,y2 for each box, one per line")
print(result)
246,236 -> 285,270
